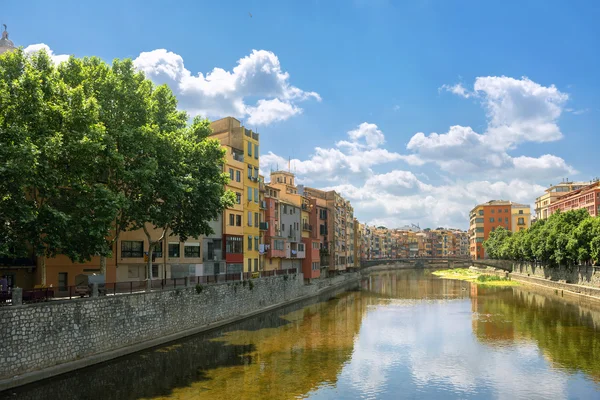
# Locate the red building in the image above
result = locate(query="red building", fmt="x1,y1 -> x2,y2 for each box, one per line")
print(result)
548,182 -> 600,217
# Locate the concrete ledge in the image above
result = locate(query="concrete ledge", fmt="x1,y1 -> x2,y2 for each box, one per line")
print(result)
510,273 -> 600,300
0,275 -> 359,392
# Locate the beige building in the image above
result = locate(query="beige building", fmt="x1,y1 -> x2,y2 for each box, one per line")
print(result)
535,181 -> 589,220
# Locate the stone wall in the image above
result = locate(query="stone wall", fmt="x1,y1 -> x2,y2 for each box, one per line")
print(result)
0,272 -> 359,385
511,262 -> 600,287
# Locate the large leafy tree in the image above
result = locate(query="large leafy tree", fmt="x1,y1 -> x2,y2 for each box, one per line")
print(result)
0,49 -> 120,283
1,49 -> 234,285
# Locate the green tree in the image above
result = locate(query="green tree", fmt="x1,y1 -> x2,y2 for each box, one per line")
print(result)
0,49 -> 121,283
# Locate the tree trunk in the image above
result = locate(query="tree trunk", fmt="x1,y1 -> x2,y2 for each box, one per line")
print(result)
100,255 -> 107,277
40,255 -> 46,286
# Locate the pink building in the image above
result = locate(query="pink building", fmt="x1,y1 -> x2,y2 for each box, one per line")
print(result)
548,182 -> 600,217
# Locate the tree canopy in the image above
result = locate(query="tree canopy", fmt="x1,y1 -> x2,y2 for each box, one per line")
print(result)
483,209 -> 600,266
0,48 -> 234,282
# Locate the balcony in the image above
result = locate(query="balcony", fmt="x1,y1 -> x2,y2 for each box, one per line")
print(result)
301,203 -> 309,211
260,222 -> 269,231
302,223 -> 312,232
231,149 -> 244,163
202,249 -> 223,263
260,200 -> 267,209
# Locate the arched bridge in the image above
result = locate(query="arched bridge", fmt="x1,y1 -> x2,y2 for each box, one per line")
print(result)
360,258 -> 513,272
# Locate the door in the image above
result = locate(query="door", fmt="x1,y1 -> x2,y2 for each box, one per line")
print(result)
58,272 -> 68,291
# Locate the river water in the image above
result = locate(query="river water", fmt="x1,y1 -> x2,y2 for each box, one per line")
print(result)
6,269 -> 600,400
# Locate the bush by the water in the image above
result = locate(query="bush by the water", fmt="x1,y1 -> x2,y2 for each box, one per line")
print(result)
476,275 -> 508,283
483,209 -> 600,266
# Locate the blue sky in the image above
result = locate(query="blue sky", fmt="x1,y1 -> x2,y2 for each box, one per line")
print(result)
5,0 -> 600,229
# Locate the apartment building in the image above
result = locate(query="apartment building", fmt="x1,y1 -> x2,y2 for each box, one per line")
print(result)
469,200 -> 531,259
210,117 -> 260,273
264,184 -> 284,271
547,181 -> 600,218
535,181 -> 589,220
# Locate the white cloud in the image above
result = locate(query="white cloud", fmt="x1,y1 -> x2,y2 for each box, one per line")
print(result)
439,83 -> 472,98
407,77 -> 575,181
133,48 -> 319,125
347,122 -> 385,148
23,43 -> 70,64
260,122 -> 407,182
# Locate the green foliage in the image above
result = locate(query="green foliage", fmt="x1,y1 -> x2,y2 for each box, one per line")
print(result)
0,48 -> 234,274
248,280 -> 254,290
483,209 -> 600,266
476,274 -> 509,282
195,284 -> 203,294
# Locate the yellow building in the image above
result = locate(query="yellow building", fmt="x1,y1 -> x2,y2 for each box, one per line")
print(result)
511,203 -> 531,232
210,117 -> 260,273
534,181 -> 588,221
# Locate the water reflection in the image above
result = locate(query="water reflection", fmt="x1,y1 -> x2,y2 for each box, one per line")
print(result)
6,269 -> 600,400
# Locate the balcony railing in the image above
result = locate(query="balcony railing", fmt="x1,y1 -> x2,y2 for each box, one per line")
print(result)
302,223 -> 312,232
260,222 -> 269,230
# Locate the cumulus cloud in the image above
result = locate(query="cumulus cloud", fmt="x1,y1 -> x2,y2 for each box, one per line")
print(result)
408,76 -> 575,180
24,43 -> 70,64
133,48 -> 320,125
439,83 -> 472,98
260,122 -> 407,182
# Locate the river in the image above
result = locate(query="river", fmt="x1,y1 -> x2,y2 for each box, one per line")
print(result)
5,269 -> 600,399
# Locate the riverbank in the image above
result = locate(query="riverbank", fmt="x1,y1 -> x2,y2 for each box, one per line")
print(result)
432,268 -> 519,287
0,272 -> 360,392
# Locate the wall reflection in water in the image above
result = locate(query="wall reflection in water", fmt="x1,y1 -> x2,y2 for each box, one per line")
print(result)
6,270 -> 600,400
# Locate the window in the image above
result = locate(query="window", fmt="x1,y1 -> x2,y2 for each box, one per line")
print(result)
255,212 -> 259,226
236,192 -> 241,204
298,243 -> 305,252
58,272 -> 68,291
226,236 -> 243,254
236,214 -> 242,226
168,242 -> 180,257
254,237 -> 259,251
254,258 -> 258,271
229,214 -> 235,226
247,141 -> 252,156
505,217 -> 509,223
248,258 -> 252,271
152,264 -> 159,278
184,243 -> 200,258
228,263 -> 243,274
247,165 -> 252,178
236,170 -> 241,182
248,236 -> 253,250
248,211 -> 252,226
254,188 -> 259,203
122,241 -> 144,258
313,242 -> 320,249
282,223 -> 285,232
518,217 -> 525,225
254,167 -> 259,179
519,210 -> 524,214
491,209 -> 495,213
152,242 -> 163,258
274,239 -> 284,250
247,187 -> 252,202
229,168 -> 234,180
478,210 -> 484,216
505,209 -> 509,213
489,218 -> 495,222
476,227 -> 484,233
312,262 -> 319,271
254,144 -> 258,159
498,209 -> 502,213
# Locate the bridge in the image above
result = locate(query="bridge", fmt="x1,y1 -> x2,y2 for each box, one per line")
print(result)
359,257 -> 513,272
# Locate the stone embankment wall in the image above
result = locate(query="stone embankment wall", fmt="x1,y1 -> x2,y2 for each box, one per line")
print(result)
511,263 -> 600,287
0,272 -> 359,388
474,261 -> 600,298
